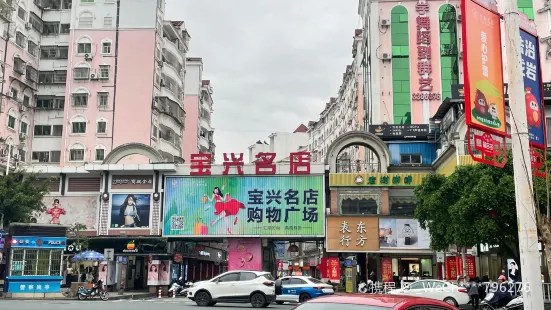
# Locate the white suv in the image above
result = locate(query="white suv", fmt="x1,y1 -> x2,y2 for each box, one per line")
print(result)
187,270 -> 275,307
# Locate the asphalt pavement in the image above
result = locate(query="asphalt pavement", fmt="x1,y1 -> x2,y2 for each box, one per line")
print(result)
0,298 -> 298,310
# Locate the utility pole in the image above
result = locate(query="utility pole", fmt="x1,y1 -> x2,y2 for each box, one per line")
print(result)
502,0 -> 544,308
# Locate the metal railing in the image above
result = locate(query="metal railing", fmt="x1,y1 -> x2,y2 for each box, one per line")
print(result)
336,160 -> 380,173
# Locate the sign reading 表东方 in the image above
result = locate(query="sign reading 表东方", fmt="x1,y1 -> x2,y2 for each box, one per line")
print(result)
326,217 -> 379,252
10,237 -> 67,249
163,176 -> 325,237
329,173 -> 427,187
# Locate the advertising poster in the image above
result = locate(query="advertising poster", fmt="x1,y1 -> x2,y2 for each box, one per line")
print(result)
147,260 -> 160,286
274,241 -> 286,259
456,255 -> 476,279
110,194 -> 151,229
462,0 -> 506,135
228,238 -> 262,271
381,258 -> 393,283
507,258 -> 521,283
379,219 -> 430,248
33,196 -> 98,230
163,176 -> 324,236
520,29 -> 545,148
158,260 -> 170,285
328,257 -> 340,282
98,262 -> 108,283
446,256 -> 457,280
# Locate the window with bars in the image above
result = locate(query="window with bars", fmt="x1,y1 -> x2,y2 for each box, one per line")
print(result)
37,97 -> 65,109
74,67 -> 90,79
26,66 -> 38,82
29,13 -> 43,32
98,92 -> 108,107
99,65 -> 109,79
70,149 -> 84,161
28,41 -> 38,57
42,22 -> 60,35
97,120 -> 107,134
15,32 -> 26,48
72,122 -> 86,134
95,148 -> 105,161
9,249 -> 63,276
40,46 -> 69,59
72,93 -> 88,107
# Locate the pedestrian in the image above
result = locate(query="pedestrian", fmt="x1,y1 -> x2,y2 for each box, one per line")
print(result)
468,277 -> 480,310
481,272 -> 489,283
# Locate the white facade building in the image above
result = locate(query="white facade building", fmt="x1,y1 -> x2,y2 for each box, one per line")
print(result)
247,124 -> 309,163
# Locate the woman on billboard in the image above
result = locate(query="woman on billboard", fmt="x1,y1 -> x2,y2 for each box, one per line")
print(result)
118,194 -> 141,228
204,185 -> 245,234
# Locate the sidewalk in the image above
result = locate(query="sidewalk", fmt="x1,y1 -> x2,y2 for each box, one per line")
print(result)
0,291 -> 155,300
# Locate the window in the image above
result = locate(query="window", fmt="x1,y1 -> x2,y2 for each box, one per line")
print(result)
77,42 -> 91,54
400,154 -> 422,164
99,65 -> 109,79
391,5 -> 411,125
28,41 -> 38,57
52,125 -> 63,136
42,22 -> 59,35
74,67 -> 90,80
95,148 -> 105,161
26,66 -> 38,82
439,4 -> 459,101
72,122 -> 86,134
78,12 -> 93,28
152,125 -> 158,139
97,120 -> 107,134
17,6 -> 26,20
38,71 -> 67,84
20,121 -> 28,134
390,196 -> 417,216
36,97 -> 65,109
14,57 -> 25,75
8,115 -> 16,129
102,41 -> 112,54
40,46 -> 68,59
51,151 -> 61,162
9,249 -> 63,276
32,151 -> 50,162
23,95 -> 30,106
103,16 -> 113,27
69,148 -> 84,161
98,92 -> 109,107
216,273 -> 239,282
34,125 -> 51,136
16,32 -> 26,48
239,272 -> 257,281
289,278 -> 307,285
60,24 -> 70,34
29,13 -> 43,32
518,0 -> 534,20
72,93 -> 88,107
341,197 -> 378,215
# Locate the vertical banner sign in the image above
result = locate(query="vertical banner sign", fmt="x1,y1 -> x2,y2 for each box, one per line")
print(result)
462,0 -> 507,167
381,258 -> 393,283
519,16 -> 547,177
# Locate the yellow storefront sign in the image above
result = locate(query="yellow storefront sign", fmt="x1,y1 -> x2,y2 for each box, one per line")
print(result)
329,173 -> 427,187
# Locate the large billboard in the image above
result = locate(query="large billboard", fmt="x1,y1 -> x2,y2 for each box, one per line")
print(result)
109,194 -> 151,229
163,176 -> 324,237
379,218 -> 431,249
33,196 -> 98,230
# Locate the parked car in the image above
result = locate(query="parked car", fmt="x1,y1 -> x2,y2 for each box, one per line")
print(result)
388,279 -> 469,307
187,270 -> 275,307
289,294 -> 458,310
274,276 -> 334,304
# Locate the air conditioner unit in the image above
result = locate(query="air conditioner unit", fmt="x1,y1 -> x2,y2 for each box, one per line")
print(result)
19,105 -> 26,112
90,73 -> 98,80
381,19 -> 390,26
84,53 -> 92,60
19,133 -> 26,140
382,53 -> 392,60
25,22 -> 32,30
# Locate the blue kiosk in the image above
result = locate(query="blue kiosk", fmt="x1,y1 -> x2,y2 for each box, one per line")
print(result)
3,223 -> 67,297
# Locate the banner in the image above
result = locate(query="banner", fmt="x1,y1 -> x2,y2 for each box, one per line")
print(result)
379,218 -> 431,249
228,238 -> 262,271
327,257 -> 340,282
462,0 -> 506,135
163,176 -> 324,236
381,258 -> 393,283
520,29 -> 546,148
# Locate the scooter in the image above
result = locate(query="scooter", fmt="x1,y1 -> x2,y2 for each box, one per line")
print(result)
480,292 -> 523,310
358,280 -> 373,293
77,280 -> 109,301
168,278 -> 190,297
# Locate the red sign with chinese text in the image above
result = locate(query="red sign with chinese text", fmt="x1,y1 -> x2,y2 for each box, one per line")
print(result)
445,256 -> 457,280
189,152 -> 312,176
320,257 -> 328,278
381,258 -> 393,283
531,147 -> 546,178
467,126 -> 507,168
456,255 -> 476,279
327,257 -> 340,281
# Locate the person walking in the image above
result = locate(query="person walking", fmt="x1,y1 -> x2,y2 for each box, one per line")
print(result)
468,277 -> 480,310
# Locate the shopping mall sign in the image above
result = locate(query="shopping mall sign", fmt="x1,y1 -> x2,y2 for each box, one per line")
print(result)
329,173 -> 427,187
163,175 -> 324,237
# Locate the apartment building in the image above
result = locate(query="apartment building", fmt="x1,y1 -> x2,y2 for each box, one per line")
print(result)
247,124 -> 309,163
0,0 -> 215,172
306,29 -> 365,164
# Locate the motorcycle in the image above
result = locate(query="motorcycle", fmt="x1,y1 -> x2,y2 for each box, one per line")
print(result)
77,280 -> 109,301
358,280 -> 373,293
168,279 -> 191,297
480,291 -> 523,310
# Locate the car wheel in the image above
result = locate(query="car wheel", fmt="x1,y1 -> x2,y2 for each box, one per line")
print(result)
299,293 -> 311,303
443,297 -> 458,307
250,292 -> 267,308
195,291 -> 211,307
275,301 -> 284,305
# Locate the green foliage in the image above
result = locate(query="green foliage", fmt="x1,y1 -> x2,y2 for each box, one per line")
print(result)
0,170 -> 51,227
414,156 -> 519,258
68,223 -> 89,253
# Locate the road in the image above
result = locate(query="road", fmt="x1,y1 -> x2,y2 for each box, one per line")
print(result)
0,298 -> 298,310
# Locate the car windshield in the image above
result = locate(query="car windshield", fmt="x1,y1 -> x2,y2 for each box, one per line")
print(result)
307,277 -> 324,284
262,273 -> 274,280
295,304 -> 389,310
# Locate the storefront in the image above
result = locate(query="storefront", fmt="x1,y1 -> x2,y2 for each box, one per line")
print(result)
4,236 -> 66,296
171,241 -> 227,282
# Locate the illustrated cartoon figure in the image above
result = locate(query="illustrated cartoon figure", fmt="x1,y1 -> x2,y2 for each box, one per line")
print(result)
488,103 -> 498,120
525,88 -> 541,128
46,199 -> 66,224
205,186 -> 246,234
474,89 -> 489,116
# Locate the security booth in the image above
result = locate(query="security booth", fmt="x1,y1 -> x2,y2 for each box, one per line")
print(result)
3,223 -> 67,297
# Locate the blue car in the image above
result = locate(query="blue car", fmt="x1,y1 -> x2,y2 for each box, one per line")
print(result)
275,276 -> 335,304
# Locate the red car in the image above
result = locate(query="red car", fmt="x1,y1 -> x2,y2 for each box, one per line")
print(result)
291,294 -> 459,310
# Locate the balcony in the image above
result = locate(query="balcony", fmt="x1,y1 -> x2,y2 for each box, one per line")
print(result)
158,125 -> 181,156
158,138 -> 181,157
200,96 -> 212,113
199,117 -> 211,132
163,22 -> 187,54
161,63 -> 182,90
162,42 -> 184,69
154,96 -> 185,126
160,74 -> 183,105
0,0 -> 11,22
199,135 -> 209,150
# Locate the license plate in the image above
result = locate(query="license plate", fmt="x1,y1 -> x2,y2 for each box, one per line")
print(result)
322,289 -> 334,293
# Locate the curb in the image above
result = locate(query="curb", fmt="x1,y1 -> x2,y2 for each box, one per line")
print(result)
1,293 -> 156,301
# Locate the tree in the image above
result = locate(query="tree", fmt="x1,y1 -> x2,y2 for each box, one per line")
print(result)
0,170 -> 51,227
68,223 -> 89,253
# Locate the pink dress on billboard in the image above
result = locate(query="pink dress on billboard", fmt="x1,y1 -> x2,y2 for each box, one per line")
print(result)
214,194 -> 245,217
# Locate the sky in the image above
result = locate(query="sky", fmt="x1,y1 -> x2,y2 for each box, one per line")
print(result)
165,0 -> 360,163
